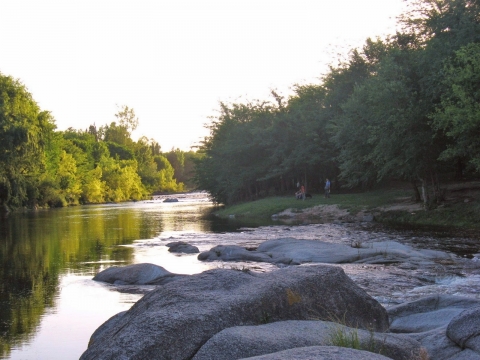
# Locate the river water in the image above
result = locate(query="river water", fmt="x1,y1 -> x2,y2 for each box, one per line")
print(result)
1,193 -> 479,359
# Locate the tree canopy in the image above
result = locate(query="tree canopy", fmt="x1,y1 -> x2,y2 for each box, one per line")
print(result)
195,0 -> 480,207
0,81 -> 192,210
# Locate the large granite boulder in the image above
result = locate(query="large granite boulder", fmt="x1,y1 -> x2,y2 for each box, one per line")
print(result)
387,295 -> 480,360
193,320 -> 421,360
197,238 -> 453,266
447,306 -> 480,353
81,265 -> 388,360
92,263 -> 184,285
388,295 -> 480,333
238,346 -> 393,360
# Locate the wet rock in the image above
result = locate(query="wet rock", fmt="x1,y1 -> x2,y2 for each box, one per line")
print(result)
238,346 -> 393,360
447,306 -> 480,353
163,198 -> 179,202
166,241 -> 199,254
81,265 -> 388,360
92,263 -> 183,285
193,320 -> 421,360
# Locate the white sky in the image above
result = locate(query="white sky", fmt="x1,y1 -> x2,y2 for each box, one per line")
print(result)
1,0 -> 407,151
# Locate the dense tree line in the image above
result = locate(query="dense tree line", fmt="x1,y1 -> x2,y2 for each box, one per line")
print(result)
0,78 -> 198,210
195,0 -> 480,207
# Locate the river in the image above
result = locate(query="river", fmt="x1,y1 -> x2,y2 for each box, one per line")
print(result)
1,193 -> 479,359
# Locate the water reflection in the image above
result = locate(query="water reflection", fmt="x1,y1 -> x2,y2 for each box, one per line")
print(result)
0,196 -> 216,359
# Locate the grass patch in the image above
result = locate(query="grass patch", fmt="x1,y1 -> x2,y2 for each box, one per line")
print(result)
376,201 -> 480,229
328,325 -> 362,350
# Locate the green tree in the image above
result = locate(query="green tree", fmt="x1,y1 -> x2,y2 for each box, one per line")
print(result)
0,73 -> 55,209
165,148 -> 185,183
432,42 -> 480,173
154,154 -> 183,192
99,157 -> 146,202
81,166 -> 106,203
57,150 -> 82,205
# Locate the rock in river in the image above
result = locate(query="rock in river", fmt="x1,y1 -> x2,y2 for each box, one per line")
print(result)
81,265 -> 388,360
92,263 -> 185,285
197,237 -> 454,266
166,241 -> 200,254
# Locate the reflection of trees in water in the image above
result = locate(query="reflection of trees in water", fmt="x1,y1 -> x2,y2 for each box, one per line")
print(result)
0,261 -> 59,357
0,206 -> 150,358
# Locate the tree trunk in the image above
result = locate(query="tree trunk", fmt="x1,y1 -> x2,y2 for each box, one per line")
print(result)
411,180 -> 421,202
455,158 -> 464,180
420,177 -> 429,210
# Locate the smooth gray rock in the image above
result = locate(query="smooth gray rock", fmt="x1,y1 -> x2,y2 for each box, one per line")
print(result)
447,349 -> 480,359
87,311 -> 127,348
238,346 -> 393,360
166,241 -> 200,254
81,265 -> 388,360
92,263 -> 183,285
388,296 -> 480,360
409,327 -> 461,360
198,238 -> 454,266
447,306 -> 480,352
257,238 -> 452,265
388,295 -> 480,333
193,320 -> 421,360
362,214 -> 375,222
198,245 -> 274,263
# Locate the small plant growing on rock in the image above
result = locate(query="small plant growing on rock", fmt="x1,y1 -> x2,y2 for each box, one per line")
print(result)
259,311 -> 271,324
328,325 -> 361,349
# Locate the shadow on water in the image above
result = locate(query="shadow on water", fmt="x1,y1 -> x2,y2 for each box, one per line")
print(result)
374,222 -> 480,258
206,213 -> 282,233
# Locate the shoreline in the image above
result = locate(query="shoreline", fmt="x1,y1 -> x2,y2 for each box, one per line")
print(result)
213,181 -> 480,231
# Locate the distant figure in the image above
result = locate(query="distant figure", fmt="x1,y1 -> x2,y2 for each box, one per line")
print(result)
324,178 -> 331,198
295,185 -> 305,200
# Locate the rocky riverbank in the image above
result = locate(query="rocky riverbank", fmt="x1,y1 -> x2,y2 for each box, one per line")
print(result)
83,220 -> 480,360
84,262 -> 480,359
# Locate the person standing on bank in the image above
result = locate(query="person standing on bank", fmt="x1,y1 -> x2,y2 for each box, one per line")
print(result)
324,178 -> 331,198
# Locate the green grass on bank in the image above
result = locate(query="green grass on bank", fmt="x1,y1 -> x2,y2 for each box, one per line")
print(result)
214,188 -> 410,219
376,201 -> 480,229
214,187 -> 480,230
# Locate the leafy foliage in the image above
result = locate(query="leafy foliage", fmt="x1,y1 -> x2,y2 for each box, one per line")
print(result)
0,78 -> 188,210
195,0 -> 480,206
